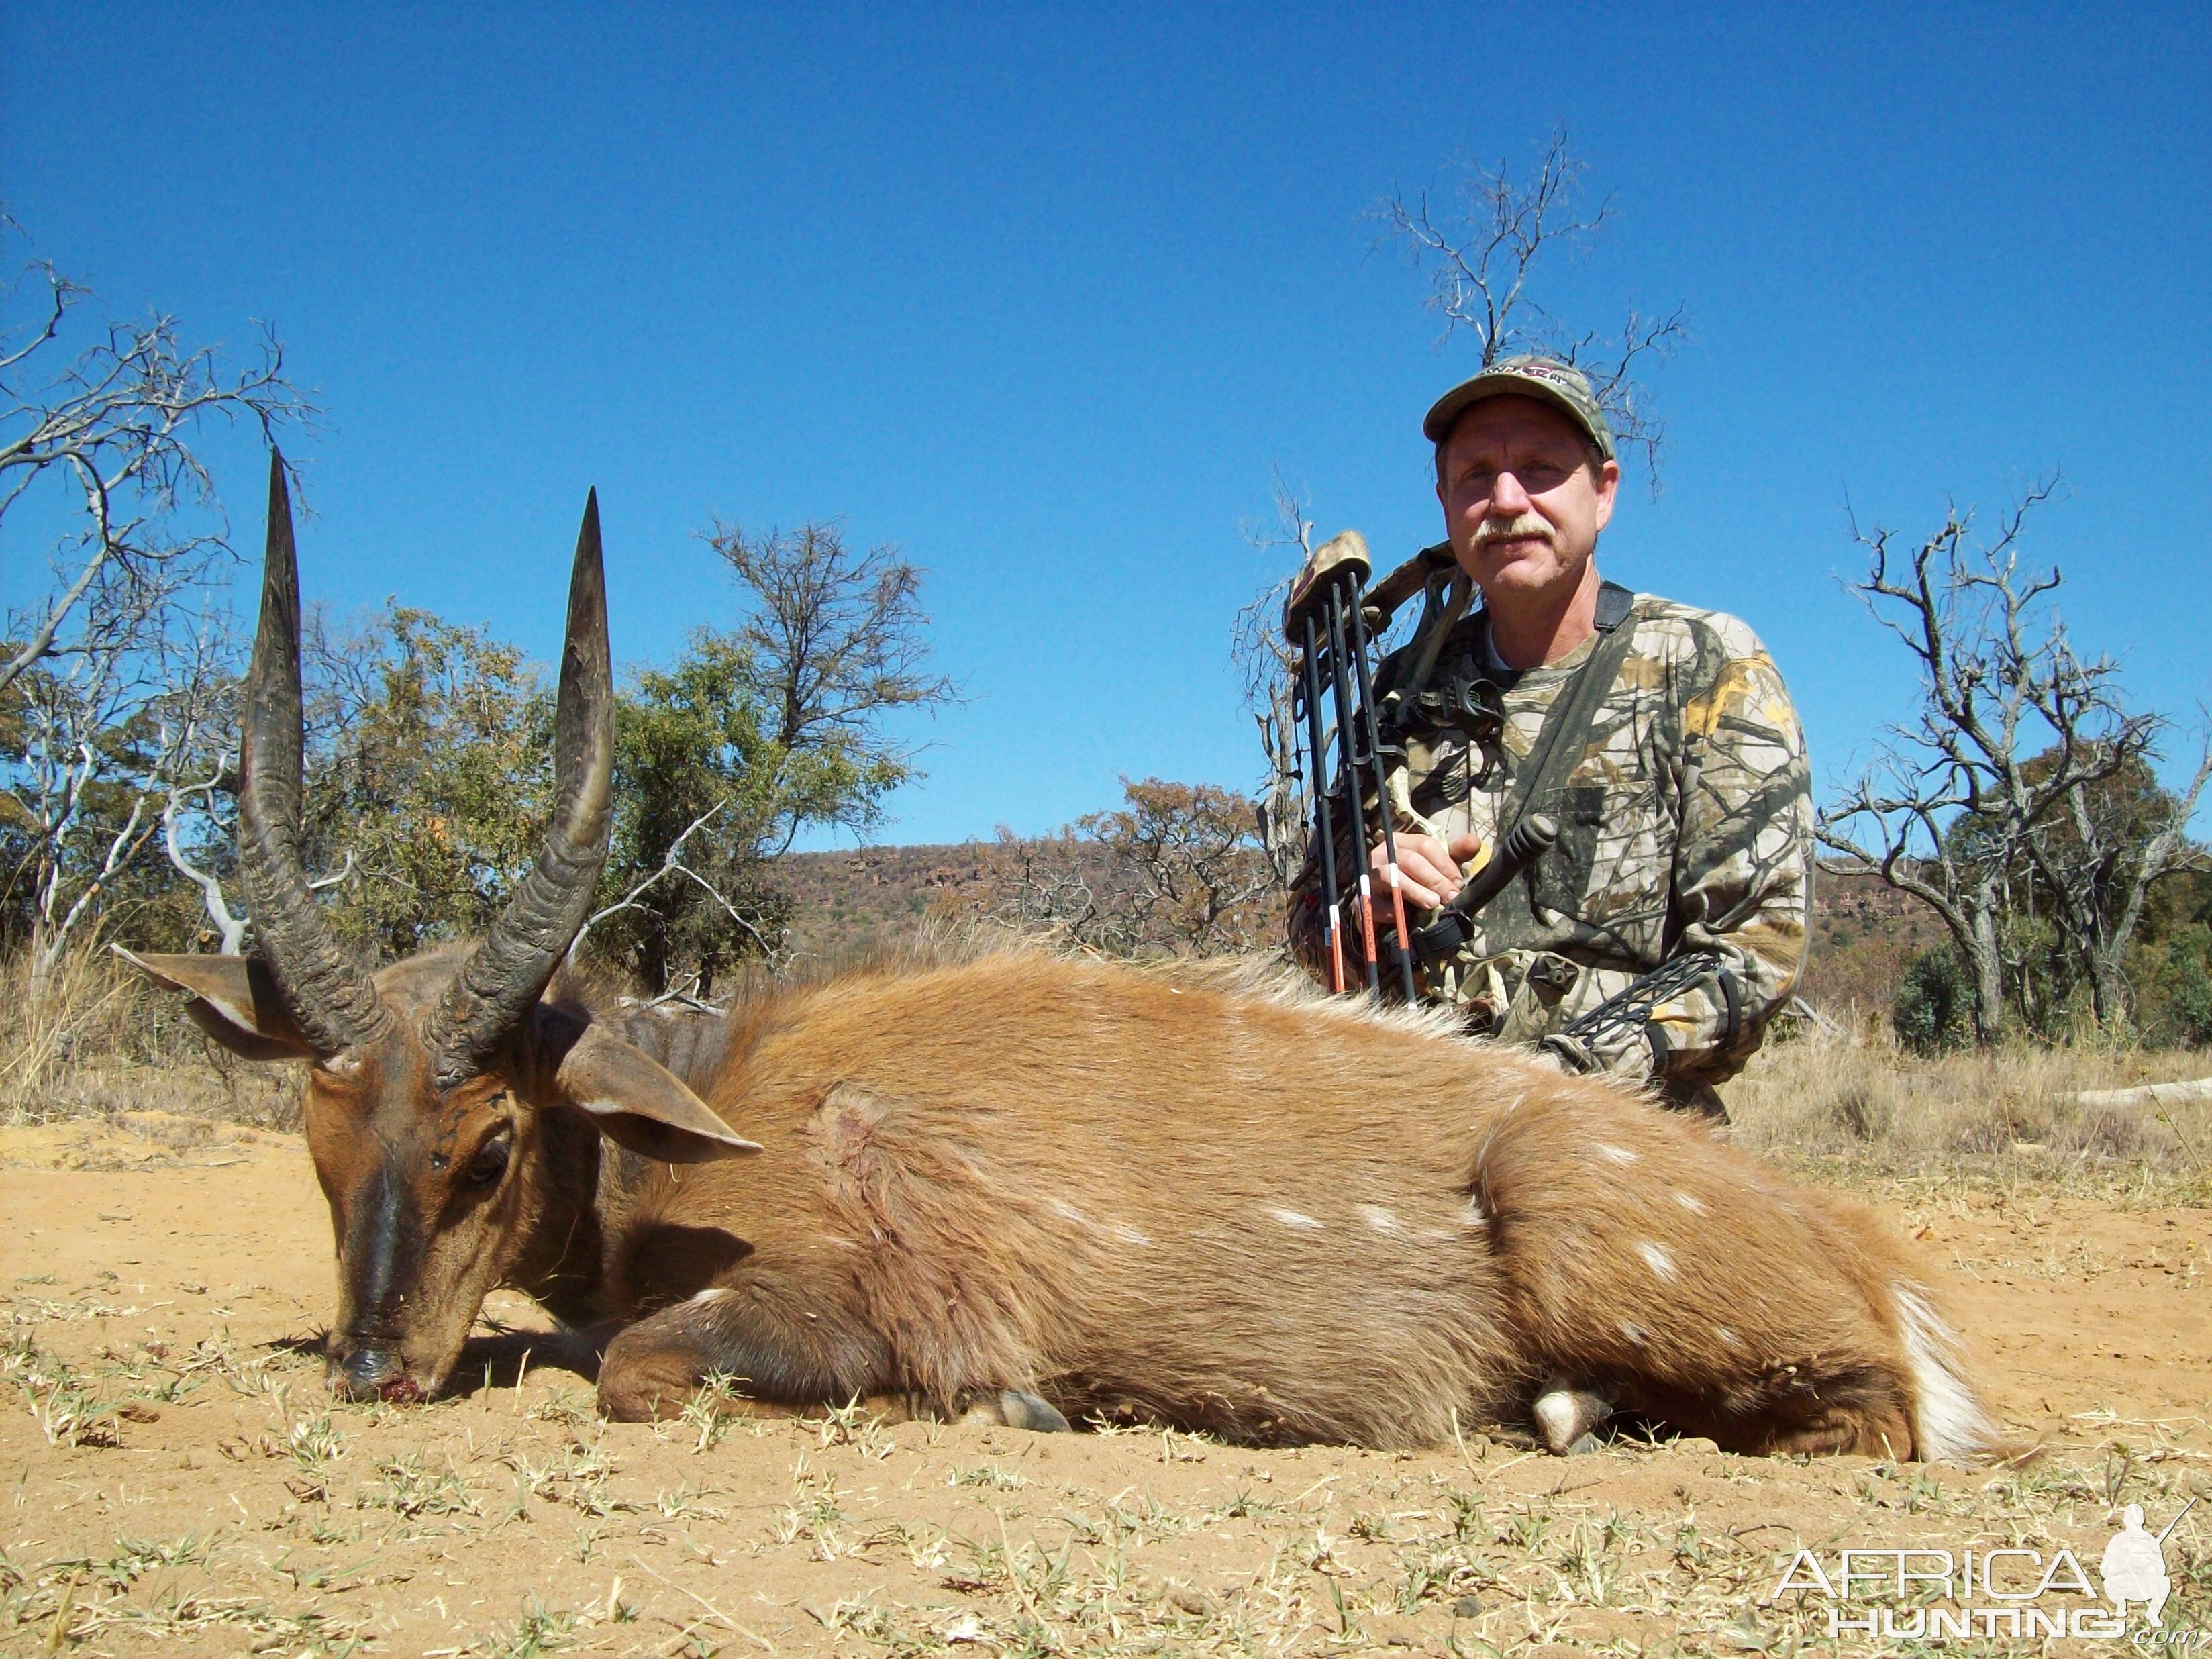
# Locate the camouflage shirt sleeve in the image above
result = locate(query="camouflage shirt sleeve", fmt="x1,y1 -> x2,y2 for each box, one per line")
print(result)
1638,623 -> 1813,1085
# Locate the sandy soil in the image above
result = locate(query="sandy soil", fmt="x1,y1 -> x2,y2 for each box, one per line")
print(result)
3,1113 -> 2207,1656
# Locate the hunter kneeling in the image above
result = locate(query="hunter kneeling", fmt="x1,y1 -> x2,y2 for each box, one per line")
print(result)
1292,358 -> 1813,1117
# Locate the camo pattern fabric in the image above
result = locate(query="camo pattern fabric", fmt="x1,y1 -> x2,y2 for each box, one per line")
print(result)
1289,591 -> 1813,1097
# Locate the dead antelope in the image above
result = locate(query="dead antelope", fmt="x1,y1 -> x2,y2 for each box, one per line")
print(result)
122,456 -> 1994,1461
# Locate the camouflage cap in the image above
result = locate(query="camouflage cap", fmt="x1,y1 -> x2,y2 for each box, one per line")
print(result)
1423,354 -> 1617,461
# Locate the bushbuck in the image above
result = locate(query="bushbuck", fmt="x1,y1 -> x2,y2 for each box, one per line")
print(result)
122,456 -> 1993,1462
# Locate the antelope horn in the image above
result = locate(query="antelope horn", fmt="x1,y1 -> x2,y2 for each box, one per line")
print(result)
424,491 -> 615,1089
236,452 -> 393,1057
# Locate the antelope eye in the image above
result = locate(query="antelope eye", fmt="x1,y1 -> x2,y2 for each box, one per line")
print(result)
464,1136 -> 511,1187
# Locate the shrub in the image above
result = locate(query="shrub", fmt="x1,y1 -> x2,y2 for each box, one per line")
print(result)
2143,923 -> 2212,1047
1893,946 -> 1974,1054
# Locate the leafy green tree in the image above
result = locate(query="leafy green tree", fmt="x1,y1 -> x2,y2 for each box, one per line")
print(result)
8,502 -> 958,1001
299,606 -> 554,960
590,635 -> 789,997
2144,923 -> 2212,1047
575,519 -> 958,995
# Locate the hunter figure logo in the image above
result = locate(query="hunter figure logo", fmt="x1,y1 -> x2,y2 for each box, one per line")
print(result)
2103,1500 -> 2193,1627
1772,1499 -> 2201,1644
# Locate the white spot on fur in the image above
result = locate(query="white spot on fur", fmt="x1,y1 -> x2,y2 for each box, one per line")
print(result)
1715,1325 -> 1741,1348
1358,1205 -> 1401,1233
1638,1241 -> 1676,1282
690,1287 -> 734,1304
1462,1195 -> 1487,1227
1595,1142 -> 1638,1166
1674,1191 -> 1708,1215
1113,1223 -> 1152,1246
1268,1207 -> 1323,1230
1050,1198 -> 1088,1225
821,1235 -> 858,1251
1893,1287 -> 1995,1463
1619,1319 -> 1647,1345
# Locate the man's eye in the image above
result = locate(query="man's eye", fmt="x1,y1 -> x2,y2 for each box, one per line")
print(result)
465,1138 -> 511,1187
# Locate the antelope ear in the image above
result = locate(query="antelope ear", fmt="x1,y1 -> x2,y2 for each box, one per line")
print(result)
112,948 -> 317,1062
537,1013 -> 759,1163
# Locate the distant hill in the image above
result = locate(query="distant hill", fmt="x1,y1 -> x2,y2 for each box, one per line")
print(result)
775,842 -> 1936,1017
1801,867 -> 1946,1015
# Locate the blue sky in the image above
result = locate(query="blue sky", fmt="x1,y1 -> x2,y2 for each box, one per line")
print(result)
5,3 -> 2207,846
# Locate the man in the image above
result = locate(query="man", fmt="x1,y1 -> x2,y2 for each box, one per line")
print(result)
1289,356 -> 1812,1116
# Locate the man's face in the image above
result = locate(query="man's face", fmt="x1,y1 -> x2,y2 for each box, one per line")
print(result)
1434,395 -> 1621,605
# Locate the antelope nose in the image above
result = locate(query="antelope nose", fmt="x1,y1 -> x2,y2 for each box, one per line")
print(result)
336,1346 -> 404,1401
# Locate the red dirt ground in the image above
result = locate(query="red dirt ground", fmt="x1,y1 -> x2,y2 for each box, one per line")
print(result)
4,1113 -> 2208,1656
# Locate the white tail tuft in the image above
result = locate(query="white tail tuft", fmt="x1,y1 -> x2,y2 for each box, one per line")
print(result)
1893,1287 -> 1996,1462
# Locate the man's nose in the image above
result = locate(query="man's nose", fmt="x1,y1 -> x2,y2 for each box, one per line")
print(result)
1489,468 -> 1531,513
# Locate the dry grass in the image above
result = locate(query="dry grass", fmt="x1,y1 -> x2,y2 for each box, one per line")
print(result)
1731,1022 -> 2212,1203
0,942 -> 298,1129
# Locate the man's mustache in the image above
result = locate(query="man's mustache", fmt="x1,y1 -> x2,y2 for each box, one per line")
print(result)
1472,513 -> 1554,549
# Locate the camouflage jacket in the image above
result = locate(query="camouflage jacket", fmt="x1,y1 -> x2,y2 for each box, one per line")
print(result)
1289,587 -> 1813,1097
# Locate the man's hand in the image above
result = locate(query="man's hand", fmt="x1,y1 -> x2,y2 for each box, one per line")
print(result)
1372,832 -> 1485,921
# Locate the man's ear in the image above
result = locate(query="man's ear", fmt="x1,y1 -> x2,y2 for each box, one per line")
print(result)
534,1011 -> 760,1164
1591,457 -> 1621,532
112,948 -> 319,1062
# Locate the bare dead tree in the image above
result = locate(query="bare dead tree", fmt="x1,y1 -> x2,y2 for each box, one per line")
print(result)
1228,134 -> 1688,921
1375,128 -> 1687,481
0,228 -> 311,993
1815,479 -> 2191,1039
1232,470 -> 1316,891
6,599 -> 236,995
973,825 -> 1123,953
161,744 -> 246,954
1,228 -> 315,699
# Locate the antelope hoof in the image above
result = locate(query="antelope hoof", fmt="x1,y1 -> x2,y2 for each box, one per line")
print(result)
1533,1384 -> 1613,1455
951,1388 -> 1072,1432
997,1388 -> 1072,1433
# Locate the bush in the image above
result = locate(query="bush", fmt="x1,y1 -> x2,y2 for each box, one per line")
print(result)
2141,923 -> 2212,1046
1893,946 -> 1974,1054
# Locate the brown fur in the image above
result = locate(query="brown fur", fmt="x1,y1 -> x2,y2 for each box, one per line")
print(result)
133,934 -> 1992,1457
581,944 -> 1989,1456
